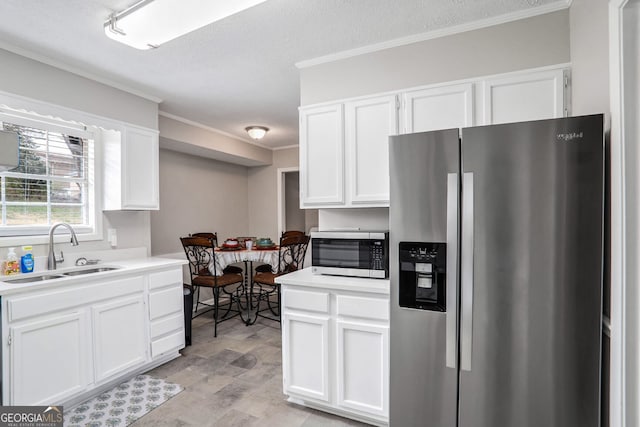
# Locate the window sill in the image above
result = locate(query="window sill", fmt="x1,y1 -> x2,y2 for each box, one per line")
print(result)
0,230 -> 103,248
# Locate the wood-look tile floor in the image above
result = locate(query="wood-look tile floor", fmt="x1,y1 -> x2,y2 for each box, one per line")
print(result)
131,313 -> 370,427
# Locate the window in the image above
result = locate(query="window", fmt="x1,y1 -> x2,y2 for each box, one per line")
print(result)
0,113 -> 97,238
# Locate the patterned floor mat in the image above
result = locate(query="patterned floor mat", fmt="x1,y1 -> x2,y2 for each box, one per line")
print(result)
64,374 -> 183,426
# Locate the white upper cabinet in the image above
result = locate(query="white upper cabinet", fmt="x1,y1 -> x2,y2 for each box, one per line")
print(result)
299,65 -> 569,210
403,83 -> 474,133
345,95 -> 398,206
300,96 -> 398,208
299,104 -> 345,207
482,68 -> 566,125
103,125 -> 160,210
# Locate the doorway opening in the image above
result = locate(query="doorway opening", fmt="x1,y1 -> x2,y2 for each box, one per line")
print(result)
277,167 -> 318,238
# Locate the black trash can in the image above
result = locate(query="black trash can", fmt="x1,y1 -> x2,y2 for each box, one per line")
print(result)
183,285 -> 193,346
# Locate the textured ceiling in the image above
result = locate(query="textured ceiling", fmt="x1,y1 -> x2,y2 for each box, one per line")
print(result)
0,0 -> 561,149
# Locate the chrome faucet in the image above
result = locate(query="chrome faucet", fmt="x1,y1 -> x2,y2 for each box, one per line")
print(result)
47,222 -> 79,270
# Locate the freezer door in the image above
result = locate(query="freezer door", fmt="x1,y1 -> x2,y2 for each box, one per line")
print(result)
458,115 -> 604,427
389,129 -> 459,427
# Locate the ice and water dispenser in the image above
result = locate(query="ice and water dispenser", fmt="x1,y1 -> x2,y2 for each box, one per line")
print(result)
398,242 -> 446,311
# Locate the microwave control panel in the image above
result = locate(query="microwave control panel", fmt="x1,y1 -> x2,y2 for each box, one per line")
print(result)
370,241 -> 386,270
398,242 -> 446,311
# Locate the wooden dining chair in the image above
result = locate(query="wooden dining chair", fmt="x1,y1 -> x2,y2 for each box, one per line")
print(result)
251,233 -> 310,323
180,236 -> 244,337
281,230 -> 305,238
189,232 -> 243,311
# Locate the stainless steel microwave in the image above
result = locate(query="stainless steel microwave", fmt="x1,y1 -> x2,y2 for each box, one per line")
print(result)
311,231 -> 389,279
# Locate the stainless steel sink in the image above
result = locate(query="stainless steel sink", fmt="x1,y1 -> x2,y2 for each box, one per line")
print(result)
5,274 -> 65,283
3,266 -> 121,283
62,267 -> 120,276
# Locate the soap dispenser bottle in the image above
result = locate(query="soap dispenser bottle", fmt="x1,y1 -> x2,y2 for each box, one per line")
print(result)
3,247 -> 20,276
20,245 -> 34,273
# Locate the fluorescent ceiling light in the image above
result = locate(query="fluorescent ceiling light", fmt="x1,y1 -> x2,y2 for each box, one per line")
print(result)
105,0 -> 268,50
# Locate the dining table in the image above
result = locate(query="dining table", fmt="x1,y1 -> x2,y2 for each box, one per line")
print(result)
208,243 -> 280,325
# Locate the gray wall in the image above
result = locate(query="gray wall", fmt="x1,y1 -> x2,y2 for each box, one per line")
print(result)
285,172 -> 305,232
569,0 -> 610,116
159,115 -> 272,167
300,10 -> 570,106
0,49 -> 159,257
0,49 -> 158,129
569,2 -> 612,427
248,147 -> 299,240
150,149 -> 249,255
300,10 -> 571,232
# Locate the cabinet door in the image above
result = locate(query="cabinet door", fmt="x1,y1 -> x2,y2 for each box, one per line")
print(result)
345,95 -> 398,205
10,311 -> 91,405
336,320 -> 389,417
403,83 -> 474,133
92,294 -> 147,383
282,312 -> 331,402
299,104 -> 344,207
482,69 -> 565,125
122,126 -> 159,209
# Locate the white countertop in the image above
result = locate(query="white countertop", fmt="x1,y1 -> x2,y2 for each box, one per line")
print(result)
0,256 -> 187,296
276,267 -> 389,295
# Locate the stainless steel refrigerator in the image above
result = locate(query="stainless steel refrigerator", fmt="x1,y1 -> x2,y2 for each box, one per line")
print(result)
389,115 -> 604,427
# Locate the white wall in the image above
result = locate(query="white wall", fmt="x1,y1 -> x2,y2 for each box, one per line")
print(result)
318,208 -> 389,231
150,149 -> 249,255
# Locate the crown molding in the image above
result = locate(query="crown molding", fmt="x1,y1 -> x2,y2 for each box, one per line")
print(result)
0,42 -> 163,103
296,0 -> 572,69
272,144 -> 299,151
158,110 -> 274,150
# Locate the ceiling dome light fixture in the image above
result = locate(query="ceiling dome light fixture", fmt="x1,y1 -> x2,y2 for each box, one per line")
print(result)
245,126 -> 269,140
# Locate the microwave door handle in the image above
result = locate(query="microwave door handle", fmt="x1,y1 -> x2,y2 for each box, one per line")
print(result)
446,173 -> 459,369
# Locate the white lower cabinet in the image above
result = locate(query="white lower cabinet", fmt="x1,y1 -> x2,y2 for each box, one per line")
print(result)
283,312 -> 331,402
336,320 -> 389,417
148,269 -> 185,359
10,311 -> 91,405
92,294 -> 147,383
2,265 -> 185,406
281,284 -> 390,426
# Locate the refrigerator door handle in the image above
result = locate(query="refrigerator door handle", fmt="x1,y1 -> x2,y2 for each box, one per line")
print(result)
446,173 -> 458,369
461,172 -> 474,372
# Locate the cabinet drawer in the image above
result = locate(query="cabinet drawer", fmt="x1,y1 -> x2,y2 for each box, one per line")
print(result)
283,289 -> 330,313
149,269 -> 182,290
8,276 -> 144,322
150,313 -> 183,339
151,331 -> 184,358
149,285 -> 183,320
337,295 -> 389,321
